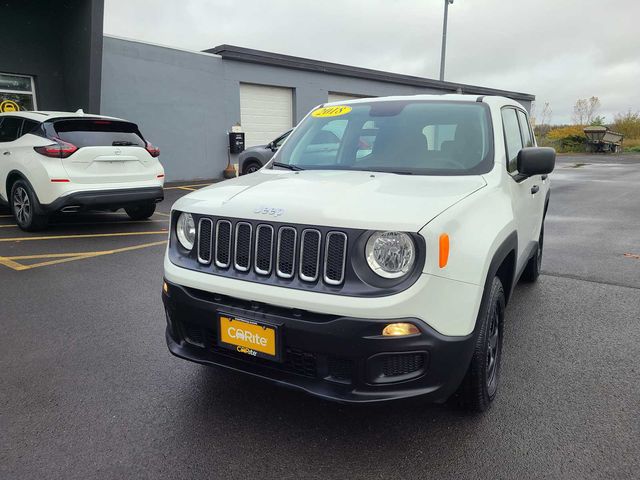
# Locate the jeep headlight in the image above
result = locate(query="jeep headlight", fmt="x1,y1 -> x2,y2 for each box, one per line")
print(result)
176,212 -> 196,250
365,231 -> 415,278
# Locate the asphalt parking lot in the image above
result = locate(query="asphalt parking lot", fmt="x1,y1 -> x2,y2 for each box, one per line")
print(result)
2,155 -> 639,480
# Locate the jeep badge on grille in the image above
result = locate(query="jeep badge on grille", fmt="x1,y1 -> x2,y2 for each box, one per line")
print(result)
254,206 -> 284,217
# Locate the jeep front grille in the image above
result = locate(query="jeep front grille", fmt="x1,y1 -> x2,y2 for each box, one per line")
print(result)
299,229 -> 321,282
234,222 -> 252,271
196,218 -> 348,286
276,227 -> 296,278
324,232 -> 347,285
215,220 -> 232,268
197,218 -> 213,264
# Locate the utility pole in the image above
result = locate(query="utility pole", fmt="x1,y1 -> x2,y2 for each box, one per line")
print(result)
439,0 -> 454,81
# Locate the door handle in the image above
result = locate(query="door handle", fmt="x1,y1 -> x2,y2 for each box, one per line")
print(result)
2,151 -> 10,156
531,185 -> 540,194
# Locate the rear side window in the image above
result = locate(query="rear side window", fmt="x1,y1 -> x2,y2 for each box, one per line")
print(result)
0,117 -> 23,142
21,119 -> 39,136
51,119 -> 145,148
501,108 -> 523,173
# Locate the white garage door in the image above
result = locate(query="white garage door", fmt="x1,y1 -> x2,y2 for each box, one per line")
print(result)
240,83 -> 293,147
328,92 -> 366,103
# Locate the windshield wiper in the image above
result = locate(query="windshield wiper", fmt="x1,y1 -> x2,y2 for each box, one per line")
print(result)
358,168 -> 413,175
272,162 -> 304,171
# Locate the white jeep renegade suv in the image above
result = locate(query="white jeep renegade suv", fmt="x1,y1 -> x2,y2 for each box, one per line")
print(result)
162,95 -> 555,412
0,111 -> 165,231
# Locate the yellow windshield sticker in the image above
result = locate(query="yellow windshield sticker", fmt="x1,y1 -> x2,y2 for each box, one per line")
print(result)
312,105 -> 352,118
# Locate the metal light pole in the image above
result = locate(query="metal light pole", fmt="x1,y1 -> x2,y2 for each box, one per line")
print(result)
439,0 -> 454,81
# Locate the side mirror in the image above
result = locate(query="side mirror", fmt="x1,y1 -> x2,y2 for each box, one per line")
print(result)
517,147 -> 556,177
268,142 -> 276,152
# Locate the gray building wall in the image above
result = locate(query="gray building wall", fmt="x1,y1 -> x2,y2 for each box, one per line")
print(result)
101,37 -> 228,183
0,0 -> 103,113
102,36 -> 532,182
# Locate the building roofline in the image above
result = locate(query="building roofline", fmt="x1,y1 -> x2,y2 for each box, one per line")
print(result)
105,34 -> 221,59
206,44 -> 535,102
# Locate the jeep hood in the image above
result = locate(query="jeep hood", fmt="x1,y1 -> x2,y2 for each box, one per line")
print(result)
173,169 -> 486,232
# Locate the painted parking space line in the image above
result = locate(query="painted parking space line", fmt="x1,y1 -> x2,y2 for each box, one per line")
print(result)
0,230 -> 168,242
0,219 -> 169,229
164,183 -> 211,190
0,240 -> 167,271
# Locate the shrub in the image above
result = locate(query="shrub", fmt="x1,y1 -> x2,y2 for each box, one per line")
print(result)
547,125 -> 586,140
612,111 -> 640,139
546,125 -> 586,152
623,138 -> 640,152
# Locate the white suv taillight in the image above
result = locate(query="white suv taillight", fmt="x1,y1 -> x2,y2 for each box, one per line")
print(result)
34,139 -> 78,158
145,141 -> 160,157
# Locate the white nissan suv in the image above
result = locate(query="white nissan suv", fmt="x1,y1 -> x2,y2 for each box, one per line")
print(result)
162,95 -> 555,412
0,111 -> 165,231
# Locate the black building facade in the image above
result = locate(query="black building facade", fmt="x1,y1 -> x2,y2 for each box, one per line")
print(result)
0,0 -> 104,113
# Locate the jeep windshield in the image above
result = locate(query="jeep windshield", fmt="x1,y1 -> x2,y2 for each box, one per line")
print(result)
272,100 -> 494,175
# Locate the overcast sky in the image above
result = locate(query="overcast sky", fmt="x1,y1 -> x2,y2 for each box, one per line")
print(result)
104,0 -> 640,124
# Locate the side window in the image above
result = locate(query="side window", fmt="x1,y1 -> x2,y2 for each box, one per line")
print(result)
0,117 -> 23,143
20,119 -> 39,137
517,110 -> 534,148
356,121 -> 378,159
501,108 -> 523,173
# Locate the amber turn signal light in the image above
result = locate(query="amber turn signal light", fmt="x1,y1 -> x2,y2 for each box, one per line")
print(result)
439,233 -> 450,268
382,323 -> 420,337
163,281 -> 169,294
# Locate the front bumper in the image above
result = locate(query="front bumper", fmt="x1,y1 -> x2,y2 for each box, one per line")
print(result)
39,186 -> 164,213
163,280 -> 477,403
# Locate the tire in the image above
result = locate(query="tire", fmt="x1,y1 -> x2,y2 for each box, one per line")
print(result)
125,203 -> 156,220
11,179 -> 49,231
458,276 -> 505,413
521,225 -> 544,282
242,160 -> 261,175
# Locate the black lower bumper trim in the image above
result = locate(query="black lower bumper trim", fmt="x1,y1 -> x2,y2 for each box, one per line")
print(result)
163,280 -> 477,404
40,186 -> 164,213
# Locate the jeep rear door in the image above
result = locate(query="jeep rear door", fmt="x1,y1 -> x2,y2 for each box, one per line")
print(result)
47,119 -> 156,184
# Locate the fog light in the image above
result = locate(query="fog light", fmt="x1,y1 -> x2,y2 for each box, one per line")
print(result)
382,323 -> 420,337
163,281 -> 169,294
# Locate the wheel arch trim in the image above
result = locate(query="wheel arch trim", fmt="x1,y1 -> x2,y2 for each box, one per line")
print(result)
5,170 -> 45,213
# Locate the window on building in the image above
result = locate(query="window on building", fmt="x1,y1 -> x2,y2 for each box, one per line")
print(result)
0,73 -> 37,112
502,108 -> 523,174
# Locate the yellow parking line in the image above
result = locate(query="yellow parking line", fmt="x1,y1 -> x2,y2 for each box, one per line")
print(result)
0,219 -> 168,229
0,256 -> 26,270
164,183 -> 211,190
8,252 -> 98,259
0,240 -> 167,271
0,230 -> 168,242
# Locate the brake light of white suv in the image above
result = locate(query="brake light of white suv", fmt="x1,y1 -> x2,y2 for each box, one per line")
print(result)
33,139 -> 78,158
